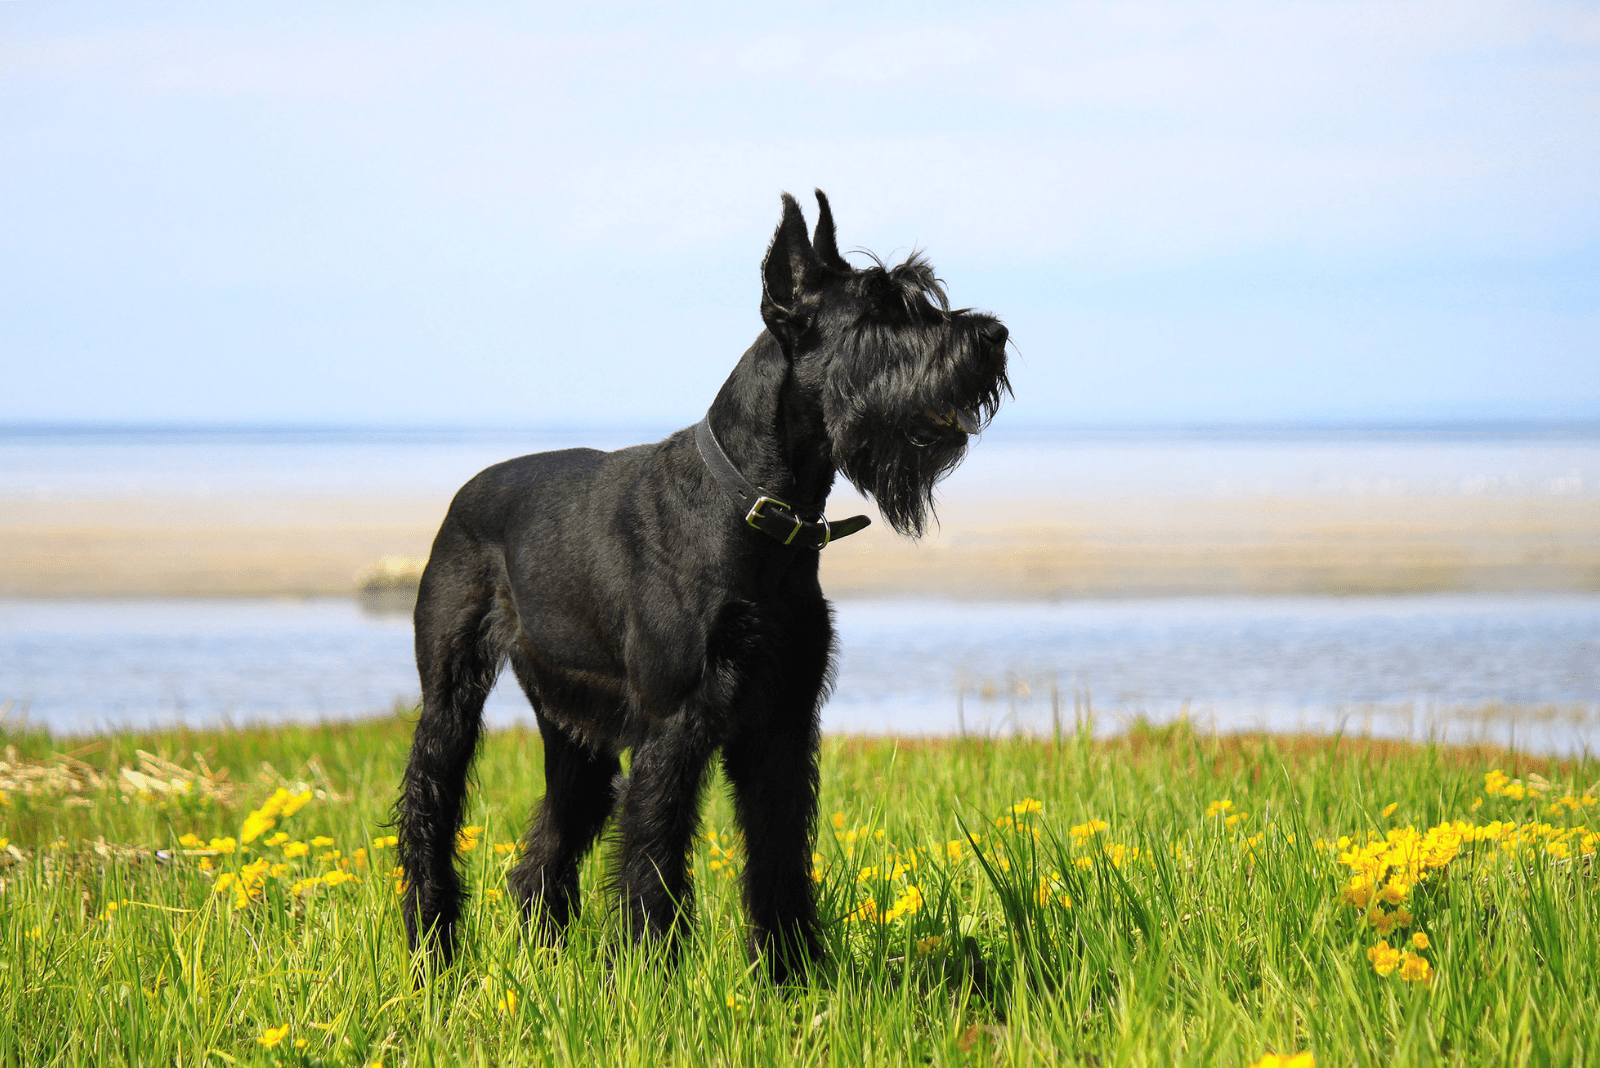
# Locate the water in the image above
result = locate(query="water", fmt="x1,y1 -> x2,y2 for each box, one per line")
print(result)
3,595 -> 1596,753
4,425 -> 1598,751
3,424 -> 1597,501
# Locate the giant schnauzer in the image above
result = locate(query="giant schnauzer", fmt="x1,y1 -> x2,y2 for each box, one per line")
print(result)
396,190 -> 1009,983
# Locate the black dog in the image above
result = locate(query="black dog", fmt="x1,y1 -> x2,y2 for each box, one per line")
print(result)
395,190 -> 1008,982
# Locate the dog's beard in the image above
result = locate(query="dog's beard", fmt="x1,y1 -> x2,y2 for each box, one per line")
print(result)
834,427 -> 968,537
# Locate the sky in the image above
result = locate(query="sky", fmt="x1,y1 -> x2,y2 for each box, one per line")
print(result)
3,1 -> 1598,428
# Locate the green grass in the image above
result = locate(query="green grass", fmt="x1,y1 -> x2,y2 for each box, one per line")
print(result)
1,715 -> 1596,1067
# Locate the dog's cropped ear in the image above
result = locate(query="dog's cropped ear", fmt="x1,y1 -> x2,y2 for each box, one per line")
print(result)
761,192 -> 820,345
811,190 -> 851,273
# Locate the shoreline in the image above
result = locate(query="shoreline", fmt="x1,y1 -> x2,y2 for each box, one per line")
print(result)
3,495 -> 1597,599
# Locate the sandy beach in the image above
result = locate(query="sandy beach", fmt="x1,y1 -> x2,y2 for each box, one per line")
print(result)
4,495 -> 1596,599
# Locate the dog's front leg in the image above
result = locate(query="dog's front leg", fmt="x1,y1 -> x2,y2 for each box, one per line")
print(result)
613,711 -> 716,953
722,709 -> 824,984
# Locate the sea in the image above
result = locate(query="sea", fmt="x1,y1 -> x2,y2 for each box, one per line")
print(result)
2,423 -> 1598,752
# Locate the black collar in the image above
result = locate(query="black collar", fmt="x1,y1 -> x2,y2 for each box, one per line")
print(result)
694,414 -> 871,550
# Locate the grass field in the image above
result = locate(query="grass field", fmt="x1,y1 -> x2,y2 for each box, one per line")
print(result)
1,716 -> 1596,1066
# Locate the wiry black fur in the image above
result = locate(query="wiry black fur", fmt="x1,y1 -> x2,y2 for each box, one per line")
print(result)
394,190 -> 1009,984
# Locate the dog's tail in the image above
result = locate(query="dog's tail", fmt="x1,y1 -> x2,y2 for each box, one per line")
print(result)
394,550 -> 509,972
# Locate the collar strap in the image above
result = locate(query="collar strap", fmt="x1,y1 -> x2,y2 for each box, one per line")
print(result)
694,414 -> 871,550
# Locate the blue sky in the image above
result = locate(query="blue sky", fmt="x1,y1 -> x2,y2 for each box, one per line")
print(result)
3,1 -> 1597,427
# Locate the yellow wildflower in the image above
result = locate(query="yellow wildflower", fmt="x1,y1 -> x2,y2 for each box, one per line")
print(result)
1367,940 -> 1401,976
1411,932 -> 1429,950
321,870 -> 358,888
1398,951 -> 1433,985
257,1025 -> 291,1049
1069,819 -> 1108,840
178,833 -> 203,849
265,832 -> 289,847
831,812 -> 845,830
310,836 -> 334,848
1205,799 -> 1234,817
498,990 -> 518,1014
914,935 -> 944,956
1249,1055 -> 1314,1068
371,835 -> 399,849
1010,798 -> 1043,815
283,841 -> 309,858
1381,803 -> 1399,818
208,836 -> 237,854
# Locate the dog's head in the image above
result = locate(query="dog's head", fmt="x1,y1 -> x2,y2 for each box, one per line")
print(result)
760,190 -> 1010,537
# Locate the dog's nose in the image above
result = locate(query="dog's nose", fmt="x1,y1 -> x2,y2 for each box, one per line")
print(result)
982,321 -> 1009,348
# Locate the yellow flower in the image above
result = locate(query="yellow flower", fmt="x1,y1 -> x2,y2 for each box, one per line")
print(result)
1205,799 -> 1234,817
239,810 -> 276,844
294,1038 -> 309,1050
1367,940 -> 1401,976
257,1025 -> 291,1048
1381,803 -> 1399,818
1249,1055 -> 1314,1068
914,935 -> 944,956
321,870 -> 358,887
178,833 -> 203,849
498,990 -> 518,1014
1398,951 -> 1433,984
1069,819 -> 1108,840
280,789 -> 313,817
1485,769 -> 1509,796
282,841 -> 309,858
310,836 -> 334,848
265,832 -> 289,847
831,812 -> 845,830
1411,932 -> 1429,950
1378,880 -> 1409,906
883,884 -> 924,921
208,836 -> 237,854
1010,798 -> 1043,815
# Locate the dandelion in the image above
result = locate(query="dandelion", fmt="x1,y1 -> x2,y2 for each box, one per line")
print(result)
1398,951 -> 1433,985
1249,1055 -> 1314,1068
883,885 -> 923,921
1367,940 -> 1401,976
257,1025 -> 291,1049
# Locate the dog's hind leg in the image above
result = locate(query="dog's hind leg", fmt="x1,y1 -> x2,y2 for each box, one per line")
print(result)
395,558 -> 506,970
506,658 -> 621,941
